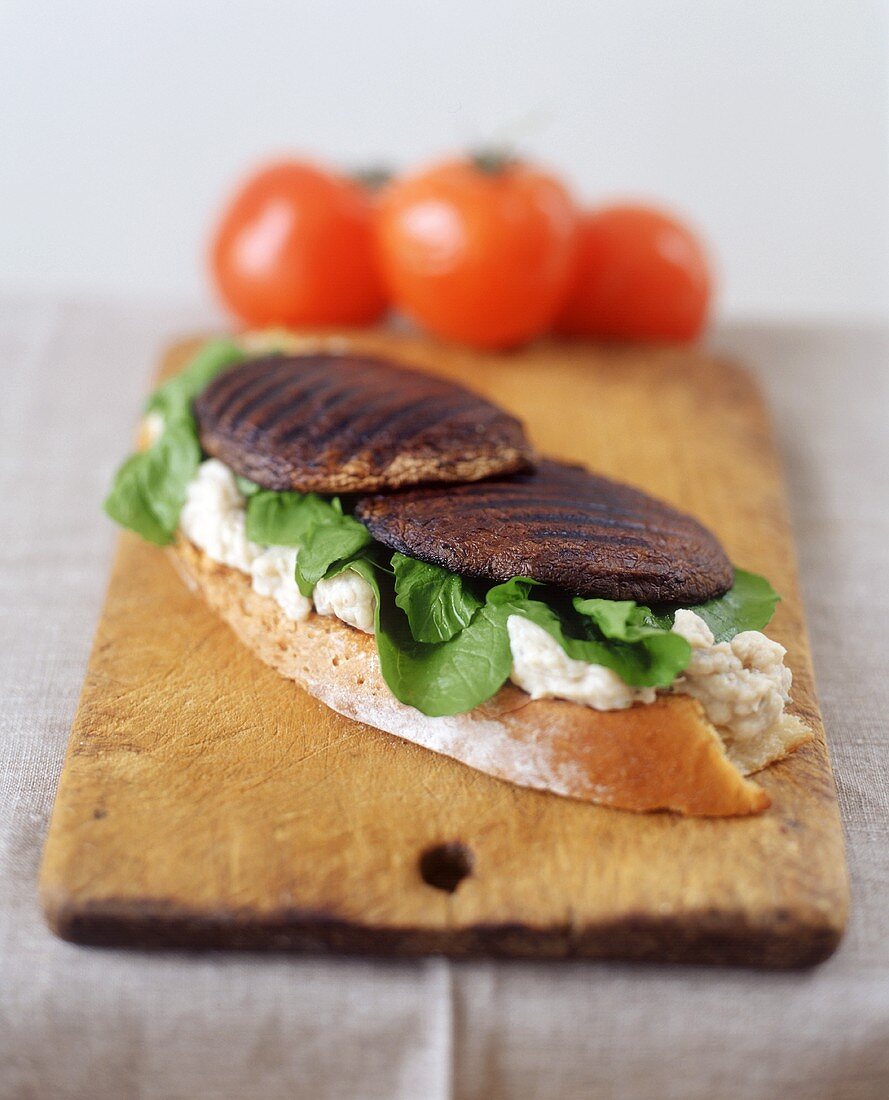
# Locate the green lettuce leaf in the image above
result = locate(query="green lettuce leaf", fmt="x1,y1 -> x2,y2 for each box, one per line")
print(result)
392,553 -> 483,643
295,517 -> 373,595
236,476 -> 262,497
375,597 -> 512,716
484,576 -> 541,606
573,598 -> 650,639
338,561 -> 523,717
564,597 -> 691,687
145,339 -> 244,422
246,490 -> 343,546
692,569 -> 780,642
645,568 -> 779,643
103,419 -> 201,545
104,339 -> 246,544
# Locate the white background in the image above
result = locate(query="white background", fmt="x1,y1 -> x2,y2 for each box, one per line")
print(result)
1,0 -> 887,322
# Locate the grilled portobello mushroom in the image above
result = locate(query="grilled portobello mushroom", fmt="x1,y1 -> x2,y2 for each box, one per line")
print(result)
194,352 -> 534,493
355,459 -> 733,604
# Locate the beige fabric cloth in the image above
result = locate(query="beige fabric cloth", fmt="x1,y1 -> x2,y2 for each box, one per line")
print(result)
1,297 -> 887,1100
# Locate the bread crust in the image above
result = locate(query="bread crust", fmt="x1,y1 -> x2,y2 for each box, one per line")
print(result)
167,538 -> 816,817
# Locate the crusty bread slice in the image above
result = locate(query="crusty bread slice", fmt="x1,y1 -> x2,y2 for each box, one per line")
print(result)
169,538 -> 811,817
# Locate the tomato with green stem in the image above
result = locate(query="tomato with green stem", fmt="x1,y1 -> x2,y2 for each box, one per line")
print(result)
376,154 -> 578,349
210,160 -> 388,328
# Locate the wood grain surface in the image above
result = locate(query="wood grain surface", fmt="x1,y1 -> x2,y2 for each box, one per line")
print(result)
39,331 -> 849,966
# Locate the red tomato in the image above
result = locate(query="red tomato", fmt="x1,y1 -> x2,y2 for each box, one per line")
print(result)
376,156 -> 578,349
556,205 -> 712,341
210,160 -> 387,327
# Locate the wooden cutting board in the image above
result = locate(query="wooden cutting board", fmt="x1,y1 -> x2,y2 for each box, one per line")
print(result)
39,331 -> 849,966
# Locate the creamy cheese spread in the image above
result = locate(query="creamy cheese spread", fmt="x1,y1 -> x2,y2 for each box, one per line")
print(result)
250,545 -> 311,622
507,615 -> 656,710
314,571 -> 376,634
180,459 -> 259,573
670,609 -> 792,742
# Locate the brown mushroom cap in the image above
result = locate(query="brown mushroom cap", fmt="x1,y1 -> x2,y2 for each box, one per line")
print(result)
194,353 -> 534,493
355,459 -> 733,604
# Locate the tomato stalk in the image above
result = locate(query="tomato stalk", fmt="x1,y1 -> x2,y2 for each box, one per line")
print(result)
470,147 -> 516,175
351,166 -> 394,193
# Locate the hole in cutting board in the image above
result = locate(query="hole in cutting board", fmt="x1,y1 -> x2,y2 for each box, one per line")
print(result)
419,842 -> 474,893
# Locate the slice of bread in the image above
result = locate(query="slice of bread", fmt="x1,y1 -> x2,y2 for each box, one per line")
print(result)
169,538 -> 811,817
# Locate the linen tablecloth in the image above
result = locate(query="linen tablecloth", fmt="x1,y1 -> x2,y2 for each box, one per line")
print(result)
1,297 -> 887,1100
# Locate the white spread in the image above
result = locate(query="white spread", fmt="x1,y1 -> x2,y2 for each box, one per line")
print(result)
507,616 -> 656,710
179,459 -> 372,631
250,545 -> 311,622
314,571 -> 376,634
176,459 -> 792,744
180,459 -> 260,574
670,609 -> 792,742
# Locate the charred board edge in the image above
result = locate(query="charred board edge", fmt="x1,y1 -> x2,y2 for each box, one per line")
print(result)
42,891 -> 844,969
